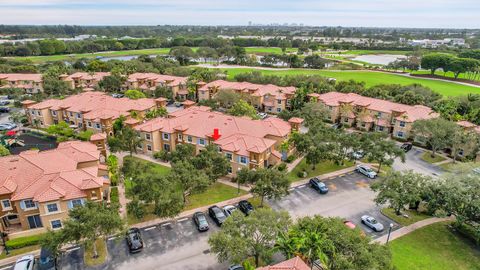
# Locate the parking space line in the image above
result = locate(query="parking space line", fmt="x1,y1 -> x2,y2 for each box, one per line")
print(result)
177,217 -> 188,222
297,185 -> 306,188
288,188 -> 295,191
144,226 -> 156,231
161,222 -> 171,227
107,236 -> 117,241
65,247 -> 81,252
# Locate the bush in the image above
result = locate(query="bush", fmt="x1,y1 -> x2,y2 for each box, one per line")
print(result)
76,130 -> 94,141
5,234 -> 43,249
277,163 -> 287,171
153,150 -> 170,161
285,155 -> 296,163
110,187 -> 119,205
456,222 -> 480,246
297,171 -> 307,178
127,199 -> 145,220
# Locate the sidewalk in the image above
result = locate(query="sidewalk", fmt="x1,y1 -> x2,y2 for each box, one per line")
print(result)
374,216 -> 453,244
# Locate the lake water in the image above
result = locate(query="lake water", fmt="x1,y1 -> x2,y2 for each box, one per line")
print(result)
352,54 -> 406,65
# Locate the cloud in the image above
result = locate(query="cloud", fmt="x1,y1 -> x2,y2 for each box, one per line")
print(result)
0,0 -> 478,28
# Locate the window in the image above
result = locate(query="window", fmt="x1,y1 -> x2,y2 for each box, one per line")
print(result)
268,107 -> 272,112
1,200 -> 12,210
51,111 -> 57,116
198,138 -> 206,146
377,112 -> 382,117
27,215 -> 43,229
177,134 -> 183,140
397,131 -> 404,138
70,199 -> 83,208
76,113 -> 81,119
239,156 -> 248,164
69,112 -> 73,117
31,110 -> 35,115
277,108 -> 281,112
344,118 -> 349,123
277,99 -> 282,104
87,121 -> 92,127
378,126 -> 384,131
51,220 -> 62,229
37,111 -> 41,116
147,145 -> 152,152
145,133 -> 151,141
137,144 -> 143,149
163,144 -> 170,152
399,121 -> 406,127
91,190 -> 97,199
95,123 -> 101,129
227,167 -> 232,174
225,153 -> 232,161
22,199 -> 36,210
187,136 -> 193,143
78,123 -> 83,128
163,133 -> 170,140
46,203 -> 59,213
361,122 -> 366,127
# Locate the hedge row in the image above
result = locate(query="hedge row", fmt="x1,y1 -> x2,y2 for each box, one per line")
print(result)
5,234 -> 44,249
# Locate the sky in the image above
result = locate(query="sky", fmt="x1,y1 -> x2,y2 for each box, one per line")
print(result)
0,0 -> 479,28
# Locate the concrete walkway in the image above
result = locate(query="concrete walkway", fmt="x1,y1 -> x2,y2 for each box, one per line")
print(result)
286,156 -> 304,172
374,216 -> 453,244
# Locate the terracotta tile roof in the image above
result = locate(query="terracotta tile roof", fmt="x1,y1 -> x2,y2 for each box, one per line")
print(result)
316,92 -> 439,123
182,100 -> 196,105
29,91 -> 157,121
0,141 -> 105,203
135,106 -> 292,156
199,80 -> 296,100
288,117 -> 304,124
0,73 -> 42,82
457,120 -> 476,128
64,72 -> 110,82
90,132 -> 107,141
127,73 -> 187,87
257,257 -> 310,270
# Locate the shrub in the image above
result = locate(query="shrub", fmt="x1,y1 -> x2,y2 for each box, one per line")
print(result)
277,163 -> 287,171
76,130 -> 94,141
285,155 -> 296,163
5,234 -> 43,249
110,187 -> 119,205
297,171 -> 307,178
153,150 -> 170,161
127,199 -> 145,220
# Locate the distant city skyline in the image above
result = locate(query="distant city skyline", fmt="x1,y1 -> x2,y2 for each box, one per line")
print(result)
0,0 -> 479,29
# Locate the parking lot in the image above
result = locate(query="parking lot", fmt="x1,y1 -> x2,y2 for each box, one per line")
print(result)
54,170 -> 398,270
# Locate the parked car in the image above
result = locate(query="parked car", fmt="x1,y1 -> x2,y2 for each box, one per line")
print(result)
356,164 -> 377,179
208,205 -> 227,226
309,178 -> 329,194
126,227 -> 144,253
228,265 -> 245,270
38,247 -> 56,270
0,107 -> 10,113
174,101 -> 182,107
0,122 -> 16,131
361,215 -> 384,232
193,211 -> 209,232
238,200 -> 254,215
400,143 -> 413,152
223,205 -> 237,217
351,150 -> 364,160
257,112 -> 268,119
0,100 -> 10,106
14,255 -> 35,270
111,93 -> 124,98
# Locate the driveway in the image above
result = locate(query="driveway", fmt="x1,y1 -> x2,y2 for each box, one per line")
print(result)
392,147 -> 444,177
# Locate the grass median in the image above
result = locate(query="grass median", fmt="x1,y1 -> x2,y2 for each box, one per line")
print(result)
287,158 -> 354,182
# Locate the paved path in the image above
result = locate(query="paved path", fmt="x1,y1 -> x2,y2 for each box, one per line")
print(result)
374,216 -> 453,244
286,156 -> 304,172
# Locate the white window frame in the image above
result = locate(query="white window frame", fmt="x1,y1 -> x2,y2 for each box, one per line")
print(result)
198,138 -> 205,146
163,133 -> 170,140
225,153 -> 232,161
145,133 -> 151,141
45,202 -> 59,213
87,121 -> 92,127
397,131 -> 404,138
71,199 -> 83,208
240,156 -> 248,164
147,144 -> 152,152
1,199 -> 12,211
50,219 -> 62,230
95,123 -> 101,129
51,110 -> 57,116
177,134 -> 183,140
23,199 -> 37,210
399,121 -> 406,127
187,136 -> 193,143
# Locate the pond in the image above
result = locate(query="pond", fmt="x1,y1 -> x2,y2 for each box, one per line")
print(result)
352,54 -> 406,65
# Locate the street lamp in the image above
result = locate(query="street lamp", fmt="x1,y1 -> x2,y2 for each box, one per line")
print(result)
386,223 -> 394,244
1,232 -> 9,255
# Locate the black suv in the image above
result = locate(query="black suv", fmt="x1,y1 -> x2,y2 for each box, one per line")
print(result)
208,205 -> 227,226
238,200 -> 254,215
193,211 -> 209,232
126,227 -> 144,253
400,143 -> 413,152
309,178 -> 329,194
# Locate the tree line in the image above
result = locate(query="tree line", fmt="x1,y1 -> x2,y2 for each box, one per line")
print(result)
421,53 -> 480,80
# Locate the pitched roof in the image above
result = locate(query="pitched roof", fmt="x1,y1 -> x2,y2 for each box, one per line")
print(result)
127,73 -> 187,87
64,72 -> 110,81
313,92 -> 439,123
0,73 -> 42,82
135,106 -> 292,156
0,141 -> 104,203
199,80 -> 296,100
28,91 -> 157,121
257,257 -> 310,270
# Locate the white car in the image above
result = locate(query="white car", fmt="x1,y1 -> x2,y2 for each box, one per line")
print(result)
361,215 -> 384,232
14,254 -> 35,270
356,165 -> 377,179
258,112 -> 268,119
223,205 -> 237,217
0,122 -> 17,131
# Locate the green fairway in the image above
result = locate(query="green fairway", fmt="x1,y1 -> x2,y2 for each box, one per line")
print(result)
411,70 -> 480,82
244,47 -> 297,54
390,222 -> 480,270
218,68 -> 480,97
341,50 -> 413,55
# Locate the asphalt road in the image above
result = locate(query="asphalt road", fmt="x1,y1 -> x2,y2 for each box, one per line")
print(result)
392,147 -> 444,177
57,172 -> 397,270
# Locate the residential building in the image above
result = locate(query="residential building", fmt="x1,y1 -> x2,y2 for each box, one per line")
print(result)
60,72 -> 110,91
256,256 -> 311,270
125,73 -> 188,100
0,141 -> 109,238
134,106 -> 301,175
197,80 -> 296,114
0,74 -> 43,94
308,92 -> 439,139
22,91 -> 163,136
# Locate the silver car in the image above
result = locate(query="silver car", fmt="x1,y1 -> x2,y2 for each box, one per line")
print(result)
223,205 -> 237,217
361,215 -> 384,232
356,165 -> 377,179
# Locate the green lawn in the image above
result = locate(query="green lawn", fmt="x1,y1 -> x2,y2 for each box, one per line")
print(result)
244,47 -> 297,54
411,70 -> 480,82
420,152 -> 447,164
390,222 -> 480,270
287,158 -> 354,182
0,245 -> 40,260
84,239 -> 108,267
342,50 -> 413,55
381,208 -> 430,226
127,182 -> 247,225
218,68 -> 480,97
123,156 -> 171,199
